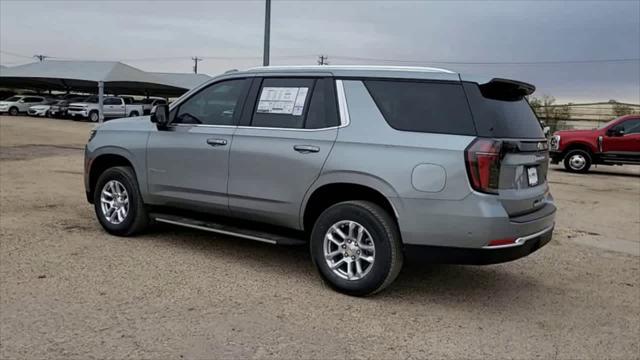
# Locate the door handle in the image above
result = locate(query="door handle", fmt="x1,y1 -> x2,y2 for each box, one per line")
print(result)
206,138 -> 228,147
293,145 -> 320,153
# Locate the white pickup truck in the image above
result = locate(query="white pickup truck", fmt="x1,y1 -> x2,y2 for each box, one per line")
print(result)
68,96 -> 144,122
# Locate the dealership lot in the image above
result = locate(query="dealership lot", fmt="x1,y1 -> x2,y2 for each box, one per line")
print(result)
0,116 -> 638,359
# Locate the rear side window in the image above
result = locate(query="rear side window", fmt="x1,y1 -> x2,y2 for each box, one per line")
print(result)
463,82 -> 544,139
364,80 -> 476,135
251,78 -> 315,129
305,78 -> 340,129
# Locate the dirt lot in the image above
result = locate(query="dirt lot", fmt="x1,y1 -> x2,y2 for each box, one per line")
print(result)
1,115 -> 638,359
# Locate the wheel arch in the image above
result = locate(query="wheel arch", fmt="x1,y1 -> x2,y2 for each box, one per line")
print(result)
301,177 -> 401,236
562,141 -> 596,156
87,151 -> 138,204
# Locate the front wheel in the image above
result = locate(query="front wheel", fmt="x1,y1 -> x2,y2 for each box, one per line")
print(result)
93,166 -> 149,236
310,201 -> 403,296
89,111 -> 99,122
564,149 -> 592,173
8,107 -> 18,116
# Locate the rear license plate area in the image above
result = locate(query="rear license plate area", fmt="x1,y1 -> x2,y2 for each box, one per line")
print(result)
527,166 -> 539,187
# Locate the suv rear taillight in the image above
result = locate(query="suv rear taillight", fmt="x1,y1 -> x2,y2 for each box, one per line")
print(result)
465,138 -> 502,194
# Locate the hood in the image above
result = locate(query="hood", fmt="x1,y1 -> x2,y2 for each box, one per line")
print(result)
554,128 -> 598,136
30,105 -> 50,109
69,102 -> 91,106
96,116 -> 155,132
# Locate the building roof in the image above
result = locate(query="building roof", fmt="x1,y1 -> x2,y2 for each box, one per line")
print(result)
0,60 -> 196,97
149,72 -> 211,90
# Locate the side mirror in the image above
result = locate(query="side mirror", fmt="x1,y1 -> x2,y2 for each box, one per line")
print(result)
606,127 -> 624,137
150,104 -> 169,128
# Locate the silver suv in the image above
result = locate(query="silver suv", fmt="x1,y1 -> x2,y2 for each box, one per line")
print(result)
84,66 -> 555,296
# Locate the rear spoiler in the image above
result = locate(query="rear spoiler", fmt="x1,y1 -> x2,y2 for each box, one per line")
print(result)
478,78 -> 535,101
459,74 -> 536,101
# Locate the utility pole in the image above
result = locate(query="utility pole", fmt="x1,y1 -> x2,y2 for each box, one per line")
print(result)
33,54 -> 49,62
192,56 -> 202,74
263,0 -> 271,66
317,55 -> 329,65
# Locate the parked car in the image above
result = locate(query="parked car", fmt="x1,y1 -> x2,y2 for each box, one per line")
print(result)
49,97 -> 88,118
84,66 -> 555,296
27,99 -> 57,117
550,114 -> 640,172
68,96 -> 144,122
140,98 -> 168,115
0,95 -> 48,115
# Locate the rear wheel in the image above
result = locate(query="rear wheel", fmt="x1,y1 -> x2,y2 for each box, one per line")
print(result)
8,107 -> 18,116
129,111 -> 139,117
564,149 -> 592,173
93,166 -> 149,236
310,201 -> 403,296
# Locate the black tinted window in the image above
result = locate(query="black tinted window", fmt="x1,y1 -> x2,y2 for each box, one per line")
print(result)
618,119 -> 640,134
364,80 -> 475,135
104,98 -> 120,105
23,97 -> 43,103
251,78 -> 315,129
175,79 -> 246,125
463,82 -> 544,139
305,78 -> 340,129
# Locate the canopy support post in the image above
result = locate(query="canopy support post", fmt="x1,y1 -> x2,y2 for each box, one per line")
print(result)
98,81 -> 104,123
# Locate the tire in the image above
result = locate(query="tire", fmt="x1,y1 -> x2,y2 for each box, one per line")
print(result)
93,166 -> 149,236
310,200 -> 403,296
129,111 -> 139,117
89,111 -> 99,122
563,149 -> 592,173
8,107 -> 18,116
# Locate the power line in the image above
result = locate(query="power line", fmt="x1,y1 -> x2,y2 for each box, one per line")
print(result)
331,55 -> 640,65
0,50 -> 33,59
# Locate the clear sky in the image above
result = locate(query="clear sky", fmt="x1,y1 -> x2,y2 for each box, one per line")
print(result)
1,0 -> 639,103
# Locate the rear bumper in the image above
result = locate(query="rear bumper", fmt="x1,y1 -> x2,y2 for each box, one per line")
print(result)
393,191 -> 556,249
404,225 -> 554,265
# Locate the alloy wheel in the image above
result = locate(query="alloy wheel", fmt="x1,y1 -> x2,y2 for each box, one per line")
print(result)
100,180 -> 129,224
323,220 -> 376,280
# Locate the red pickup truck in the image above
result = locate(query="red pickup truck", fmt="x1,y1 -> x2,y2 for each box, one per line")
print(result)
549,115 -> 640,172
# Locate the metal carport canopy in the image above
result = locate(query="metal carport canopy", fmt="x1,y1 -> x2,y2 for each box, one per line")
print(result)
0,60 -> 193,122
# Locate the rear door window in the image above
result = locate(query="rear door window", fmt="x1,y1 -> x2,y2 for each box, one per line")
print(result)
251,78 -> 315,129
463,82 -> 544,139
364,80 -> 476,135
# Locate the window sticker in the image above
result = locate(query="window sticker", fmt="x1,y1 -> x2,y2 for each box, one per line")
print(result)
257,87 -> 309,115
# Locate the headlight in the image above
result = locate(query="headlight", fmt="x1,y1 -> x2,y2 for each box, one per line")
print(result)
550,135 -> 560,151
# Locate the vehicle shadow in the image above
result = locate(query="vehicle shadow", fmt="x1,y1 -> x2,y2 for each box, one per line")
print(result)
141,223 -> 547,311
550,167 -> 640,178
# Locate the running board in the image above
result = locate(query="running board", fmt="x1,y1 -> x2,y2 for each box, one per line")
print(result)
150,213 -> 307,246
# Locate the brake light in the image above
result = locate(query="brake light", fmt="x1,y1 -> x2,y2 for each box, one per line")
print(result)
465,138 -> 502,194
486,238 -> 516,247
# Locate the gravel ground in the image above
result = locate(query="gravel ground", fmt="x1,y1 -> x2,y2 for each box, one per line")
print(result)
1,116 -> 639,359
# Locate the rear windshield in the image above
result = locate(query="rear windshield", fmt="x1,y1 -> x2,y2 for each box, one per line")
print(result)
463,82 -> 544,139
364,80 -> 476,136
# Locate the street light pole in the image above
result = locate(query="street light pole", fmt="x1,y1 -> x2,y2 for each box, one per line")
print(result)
263,0 -> 271,66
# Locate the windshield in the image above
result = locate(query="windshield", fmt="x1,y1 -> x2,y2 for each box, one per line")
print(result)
4,96 -> 21,102
141,99 -> 155,104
